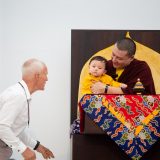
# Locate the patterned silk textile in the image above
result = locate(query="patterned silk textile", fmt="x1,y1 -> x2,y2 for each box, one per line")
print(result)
79,94 -> 160,160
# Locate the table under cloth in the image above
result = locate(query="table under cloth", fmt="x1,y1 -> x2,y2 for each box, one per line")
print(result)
79,94 -> 160,160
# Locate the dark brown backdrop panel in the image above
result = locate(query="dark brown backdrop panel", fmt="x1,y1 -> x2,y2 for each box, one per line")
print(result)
72,135 -> 160,160
71,30 -> 160,160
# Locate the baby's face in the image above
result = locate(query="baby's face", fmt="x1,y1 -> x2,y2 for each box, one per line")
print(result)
89,60 -> 106,77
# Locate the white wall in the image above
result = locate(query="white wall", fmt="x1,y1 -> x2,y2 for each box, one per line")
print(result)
0,0 -> 3,76
1,0 -> 160,160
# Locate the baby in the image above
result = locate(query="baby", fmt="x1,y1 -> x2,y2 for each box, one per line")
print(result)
80,56 -> 127,95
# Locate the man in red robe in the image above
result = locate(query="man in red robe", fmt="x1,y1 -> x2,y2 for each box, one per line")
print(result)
91,37 -> 156,95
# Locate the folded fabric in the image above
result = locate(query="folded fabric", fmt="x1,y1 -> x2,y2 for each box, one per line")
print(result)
79,94 -> 160,160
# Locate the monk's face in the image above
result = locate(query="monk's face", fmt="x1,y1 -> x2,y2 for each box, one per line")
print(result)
111,44 -> 134,69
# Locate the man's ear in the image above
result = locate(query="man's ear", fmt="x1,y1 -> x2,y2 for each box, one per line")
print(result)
129,56 -> 134,63
130,55 -> 134,60
35,73 -> 40,80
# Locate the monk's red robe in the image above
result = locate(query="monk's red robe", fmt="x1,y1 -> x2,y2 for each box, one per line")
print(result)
107,59 -> 156,94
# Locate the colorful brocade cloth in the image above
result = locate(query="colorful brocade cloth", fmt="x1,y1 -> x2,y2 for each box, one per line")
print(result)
79,94 -> 160,160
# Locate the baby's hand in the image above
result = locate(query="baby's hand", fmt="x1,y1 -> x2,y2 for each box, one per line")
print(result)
120,83 -> 127,88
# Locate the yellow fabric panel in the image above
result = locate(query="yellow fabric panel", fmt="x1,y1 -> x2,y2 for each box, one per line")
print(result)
135,41 -> 160,95
78,36 -> 160,101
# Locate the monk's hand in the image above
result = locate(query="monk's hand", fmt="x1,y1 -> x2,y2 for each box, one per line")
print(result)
36,144 -> 54,159
120,83 -> 127,88
91,82 -> 106,94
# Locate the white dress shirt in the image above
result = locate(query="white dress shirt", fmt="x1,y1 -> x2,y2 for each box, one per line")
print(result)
0,80 -> 37,153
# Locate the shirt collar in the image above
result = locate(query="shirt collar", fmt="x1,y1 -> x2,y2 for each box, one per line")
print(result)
18,80 -> 31,100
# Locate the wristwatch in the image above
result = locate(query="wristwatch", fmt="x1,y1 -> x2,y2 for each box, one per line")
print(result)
105,85 -> 109,93
34,140 -> 40,150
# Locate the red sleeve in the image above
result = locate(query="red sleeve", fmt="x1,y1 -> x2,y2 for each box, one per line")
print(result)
119,60 -> 156,95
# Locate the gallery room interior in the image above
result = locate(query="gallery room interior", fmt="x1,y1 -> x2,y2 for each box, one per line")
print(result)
1,0 -> 160,160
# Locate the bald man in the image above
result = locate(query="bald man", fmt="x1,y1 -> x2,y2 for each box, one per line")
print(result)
0,59 -> 54,160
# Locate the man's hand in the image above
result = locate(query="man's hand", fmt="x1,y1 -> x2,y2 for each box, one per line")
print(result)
22,147 -> 36,160
36,144 -> 54,159
91,82 -> 106,94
